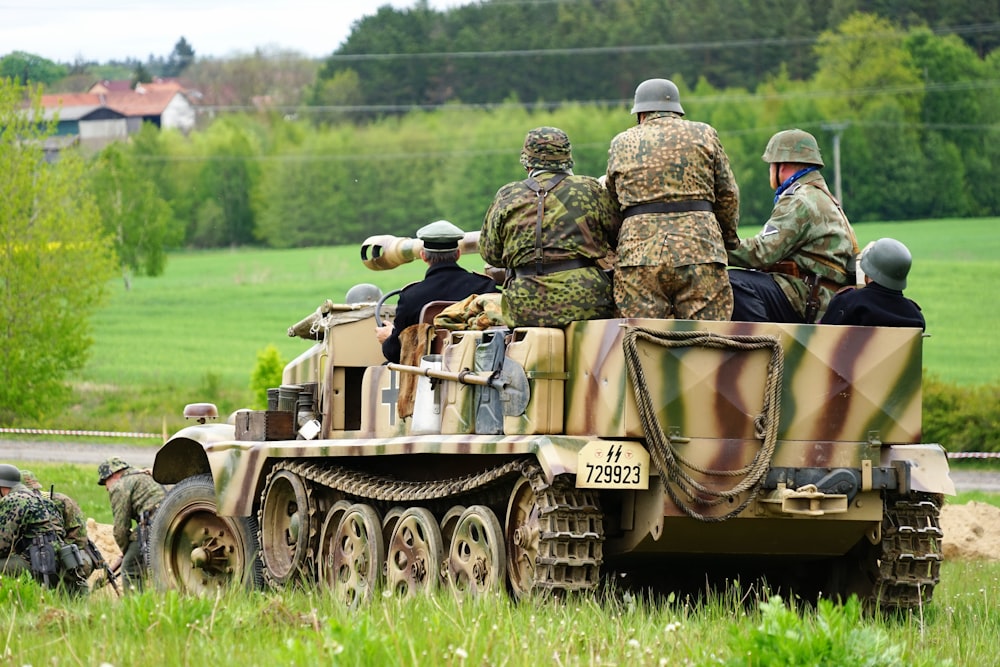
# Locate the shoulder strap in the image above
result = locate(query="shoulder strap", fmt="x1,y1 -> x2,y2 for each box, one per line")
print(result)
523,173 -> 567,275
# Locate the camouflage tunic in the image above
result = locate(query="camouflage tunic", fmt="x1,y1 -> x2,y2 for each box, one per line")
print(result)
0,483 -> 65,559
606,111 -> 740,319
481,171 -> 621,327
727,170 -> 857,319
109,469 -> 165,552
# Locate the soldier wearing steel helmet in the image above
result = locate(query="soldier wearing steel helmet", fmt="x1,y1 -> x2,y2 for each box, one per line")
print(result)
481,126 -> 621,327
0,463 -> 84,593
728,129 -> 859,323
820,238 -> 925,329
606,78 -> 741,320
98,456 -> 165,592
20,469 -> 94,580
374,220 -> 498,363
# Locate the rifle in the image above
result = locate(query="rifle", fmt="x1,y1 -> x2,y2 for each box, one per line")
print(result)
138,509 -> 153,575
85,538 -> 121,596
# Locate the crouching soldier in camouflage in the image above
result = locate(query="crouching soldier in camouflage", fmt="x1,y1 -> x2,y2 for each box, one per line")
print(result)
98,457 -> 165,592
0,464 -> 88,596
21,470 -> 94,582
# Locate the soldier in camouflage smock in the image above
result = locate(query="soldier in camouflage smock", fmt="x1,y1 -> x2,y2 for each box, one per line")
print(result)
0,463 -> 82,592
98,456 -> 165,592
728,129 -> 858,323
481,126 -> 621,327
606,78 -> 740,320
21,470 -> 94,578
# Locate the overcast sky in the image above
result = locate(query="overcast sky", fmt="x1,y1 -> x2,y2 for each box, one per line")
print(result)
0,0 -> 465,63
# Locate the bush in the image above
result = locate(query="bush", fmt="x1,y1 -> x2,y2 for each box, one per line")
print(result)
249,345 -> 287,410
923,373 -> 1000,452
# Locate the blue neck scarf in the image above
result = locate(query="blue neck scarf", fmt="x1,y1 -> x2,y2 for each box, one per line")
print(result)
774,166 -> 819,204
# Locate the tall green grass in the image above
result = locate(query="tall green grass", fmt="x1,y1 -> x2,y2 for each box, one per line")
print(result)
59,217 -> 998,433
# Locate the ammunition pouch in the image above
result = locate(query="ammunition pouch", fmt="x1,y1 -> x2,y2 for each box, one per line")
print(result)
27,533 -> 60,586
59,543 -> 85,571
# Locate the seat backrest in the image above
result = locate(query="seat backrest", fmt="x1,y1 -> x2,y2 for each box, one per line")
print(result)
420,300 -> 457,353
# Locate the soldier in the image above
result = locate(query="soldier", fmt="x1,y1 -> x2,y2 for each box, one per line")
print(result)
606,78 -> 740,320
481,126 -> 621,327
821,238 -> 925,329
375,220 -> 498,363
728,129 -> 858,323
0,463 -> 86,594
20,469 -> 94,580
98,456 -> 165,592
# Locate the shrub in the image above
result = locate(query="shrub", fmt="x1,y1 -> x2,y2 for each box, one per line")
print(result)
923,373 -> 1000,452
249,345 -> 287,410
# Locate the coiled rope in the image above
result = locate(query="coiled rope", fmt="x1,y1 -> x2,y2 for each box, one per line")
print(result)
621,327 -> 785,522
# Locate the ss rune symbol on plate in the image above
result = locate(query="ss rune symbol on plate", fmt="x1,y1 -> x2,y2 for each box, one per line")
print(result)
576,441 -> 650,489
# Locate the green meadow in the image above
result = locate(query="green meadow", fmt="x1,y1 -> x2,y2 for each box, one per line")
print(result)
67,217 -> 998,434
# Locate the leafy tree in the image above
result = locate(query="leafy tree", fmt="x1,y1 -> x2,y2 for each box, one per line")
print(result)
0,80 -> 116,422
88,142 -> 181,288
0,51 -> 67,86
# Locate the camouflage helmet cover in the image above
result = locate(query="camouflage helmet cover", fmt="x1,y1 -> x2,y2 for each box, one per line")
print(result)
519,126 -> 574,172
0,463 -> 21,488
762,129 -> 824,167
97,456 -> 131,486
860,237 -> 912,290
631,78 -> 685,116
19,469 -> 41,491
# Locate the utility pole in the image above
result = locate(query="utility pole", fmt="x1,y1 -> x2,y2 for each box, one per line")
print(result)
821,122 -> 849,204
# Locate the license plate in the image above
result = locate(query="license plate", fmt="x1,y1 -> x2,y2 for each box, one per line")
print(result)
576,442 -> 649,489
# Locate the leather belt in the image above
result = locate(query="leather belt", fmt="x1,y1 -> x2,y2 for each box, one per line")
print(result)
511,257 -> 597,278
622,200 -> 713,218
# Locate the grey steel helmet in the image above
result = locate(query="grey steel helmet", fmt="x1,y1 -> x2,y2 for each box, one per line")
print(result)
344,283 -> 382,305
631,78 -> 685,116
0,463 -> 21,489
97,456 -> 131,486
861,238 -> 912,290
762,129 -> 824,167
519,126 -> 574,172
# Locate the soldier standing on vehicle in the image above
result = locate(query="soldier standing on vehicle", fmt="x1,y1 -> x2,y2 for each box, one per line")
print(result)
820,238 -> 925,329
0,463 -> 87,594
728,129 -> 858,323
481,126 -> 621,327
375,220 -> 499,363
98,456 -> 165,592
606,78 -> 740,320
20,469 -> 94,581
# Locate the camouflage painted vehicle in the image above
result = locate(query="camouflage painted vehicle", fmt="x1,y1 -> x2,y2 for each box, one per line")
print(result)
149,233 -> 953,609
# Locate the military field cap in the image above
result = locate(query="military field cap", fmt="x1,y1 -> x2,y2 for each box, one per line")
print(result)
20,469 -> 41,491
97,456 -> 132,486
520,126 -> 574,172
417,220 -> 465,251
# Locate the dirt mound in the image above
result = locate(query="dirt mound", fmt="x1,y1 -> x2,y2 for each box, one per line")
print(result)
940,501 -> 1000,561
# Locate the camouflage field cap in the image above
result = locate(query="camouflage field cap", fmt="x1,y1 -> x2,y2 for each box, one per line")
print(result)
417,220 -> 465,251
762,129 -> 824,167
0,463 -> 21,489
97,456 -> 132,486
19,469 -> 41,491
861,238 -> 912,290
519,126 -> 574,172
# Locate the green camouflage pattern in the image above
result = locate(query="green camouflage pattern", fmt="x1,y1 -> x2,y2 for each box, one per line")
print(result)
482,170 -> 621,326
149,237 -> 952,606
762,129 -> 824,166
519,126 -> 574,172
108,470 -> 165,552
97,456 -> 131,485
20,471 -> 89,553
727,170 -> 856,319
0,483 -> 65,557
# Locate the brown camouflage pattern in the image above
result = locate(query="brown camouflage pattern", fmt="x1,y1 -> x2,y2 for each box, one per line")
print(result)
614,262 -> 733,320
519,126 -> 574,172
727,170 -> 857,319
606,110 -> 740,319
108,470 -> 165,552
481,171 -> 621,327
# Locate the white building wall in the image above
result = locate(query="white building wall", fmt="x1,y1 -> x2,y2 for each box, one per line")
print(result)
160,94 -> 196,133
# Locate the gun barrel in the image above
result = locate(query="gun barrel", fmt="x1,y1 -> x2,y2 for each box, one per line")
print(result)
361,231 -> 480,271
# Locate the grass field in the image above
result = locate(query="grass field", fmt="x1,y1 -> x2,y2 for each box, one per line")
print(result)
64,217 -> 998,433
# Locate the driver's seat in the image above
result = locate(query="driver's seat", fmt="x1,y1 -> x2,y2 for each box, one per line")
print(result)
419,300 -> 456,354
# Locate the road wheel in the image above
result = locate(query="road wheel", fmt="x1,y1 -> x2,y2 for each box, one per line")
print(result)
149,474 -> 263,593
446,505 -> 506,595
386,507 -> 444,597
318,503 -> 384,608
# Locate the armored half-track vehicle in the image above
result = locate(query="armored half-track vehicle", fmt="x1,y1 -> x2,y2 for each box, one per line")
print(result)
149,232 -> 953,610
